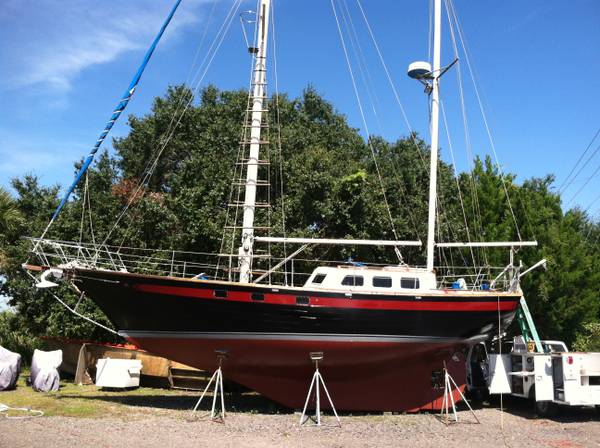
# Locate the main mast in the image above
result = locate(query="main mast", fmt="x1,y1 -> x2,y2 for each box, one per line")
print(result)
238,0 -> 271,283
425,0 -> 441,272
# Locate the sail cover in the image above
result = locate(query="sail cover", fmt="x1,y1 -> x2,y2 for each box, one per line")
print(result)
30,349 -> 63,392
0,345 -> 21,391
51,0 -> 183,222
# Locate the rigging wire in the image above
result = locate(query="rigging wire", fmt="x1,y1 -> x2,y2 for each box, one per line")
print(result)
440,99 -> 477,268
355,0 -> 450,247
428,0 -> 434,63
445,0 -> 522,242
109,0 -> 228,251
330,0 -> 402,259
98,0 -> 244,253
354,0 -> 417,144
442,0 -> 488,267
218,0 -> 265,279
340,0 -> 424,244
344,0 -> 426,243
270,0 -> 289,283
339,0 -> 384,135
78,173 -> 88,245
86,174 -> 96,247
354,0 -> 444,245
341,0 -> 425,245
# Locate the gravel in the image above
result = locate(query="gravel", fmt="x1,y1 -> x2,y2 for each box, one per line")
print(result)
1,401 -> 599,448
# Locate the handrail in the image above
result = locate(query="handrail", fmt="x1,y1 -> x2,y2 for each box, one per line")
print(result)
26,237 -> 516,290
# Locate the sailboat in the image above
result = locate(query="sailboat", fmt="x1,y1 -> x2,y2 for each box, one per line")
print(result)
25,0 -> 536,411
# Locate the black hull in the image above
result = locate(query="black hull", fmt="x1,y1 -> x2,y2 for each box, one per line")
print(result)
66,268 -> 519,411
70,268 -> 518,341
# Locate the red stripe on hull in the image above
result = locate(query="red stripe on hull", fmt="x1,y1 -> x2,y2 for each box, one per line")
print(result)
133,284 -> 515,312
124,335 -> 466,412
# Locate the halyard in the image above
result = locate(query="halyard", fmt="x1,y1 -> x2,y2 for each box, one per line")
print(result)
1,374 -> 599,448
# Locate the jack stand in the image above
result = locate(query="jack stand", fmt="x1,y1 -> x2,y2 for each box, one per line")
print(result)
439,361 -> 480,425
299,352 -> 341,428
191,350 -> 227,423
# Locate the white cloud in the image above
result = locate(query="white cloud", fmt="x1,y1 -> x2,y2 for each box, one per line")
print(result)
0,0 -> 206,92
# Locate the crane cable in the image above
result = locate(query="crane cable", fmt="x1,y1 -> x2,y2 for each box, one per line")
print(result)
558,125 -> 600,194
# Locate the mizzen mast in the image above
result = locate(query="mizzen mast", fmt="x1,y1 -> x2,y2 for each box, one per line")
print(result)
238,0 -> 271,283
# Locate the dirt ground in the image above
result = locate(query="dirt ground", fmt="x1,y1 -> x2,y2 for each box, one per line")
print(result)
1,375 -> 599,448
2,406 -> 599,448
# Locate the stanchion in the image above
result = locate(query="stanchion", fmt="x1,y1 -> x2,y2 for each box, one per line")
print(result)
190,350 -> 227,423
439,361 -> 480,425
299,352 -> 341,428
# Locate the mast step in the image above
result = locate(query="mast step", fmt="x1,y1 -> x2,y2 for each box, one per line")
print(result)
232,181 -> 271,187
239,158 -> 270,163
223,226 -> 272,230
242,124 -> 270,128
227,202 -> 271,208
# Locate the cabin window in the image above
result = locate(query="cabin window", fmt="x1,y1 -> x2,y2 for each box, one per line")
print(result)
251,293 -> 264,301
373,276 -> 392,288
341,275 -> 364,287
400,277 -> 420,289
312,274 -> 327,284
214,289 -> 228,298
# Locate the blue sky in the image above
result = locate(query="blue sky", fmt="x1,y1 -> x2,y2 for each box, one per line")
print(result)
0,0 -> 599,219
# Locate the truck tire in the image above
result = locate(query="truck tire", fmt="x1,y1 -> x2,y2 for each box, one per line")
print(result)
535,400 -> 559,418
529,386 -> 559,418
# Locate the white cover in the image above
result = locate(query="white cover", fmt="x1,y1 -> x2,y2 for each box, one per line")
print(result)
488,354 -> 512,394
30,349 -> 63,392
533,355 -> 554,401
0,345 -> 22,391
95,358 -> 142,388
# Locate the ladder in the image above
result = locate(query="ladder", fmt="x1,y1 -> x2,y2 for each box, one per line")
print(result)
516,296 -> 543,353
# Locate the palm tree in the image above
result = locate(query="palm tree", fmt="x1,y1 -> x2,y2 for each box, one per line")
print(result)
0,187 -> 22,237
0,187 -> 22,269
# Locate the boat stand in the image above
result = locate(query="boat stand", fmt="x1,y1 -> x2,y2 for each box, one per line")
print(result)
299,352 -> 341,428
191,350 -> 227,423
439,361 -> 479,425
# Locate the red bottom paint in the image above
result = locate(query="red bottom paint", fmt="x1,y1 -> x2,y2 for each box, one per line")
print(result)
125,336 -> 467,412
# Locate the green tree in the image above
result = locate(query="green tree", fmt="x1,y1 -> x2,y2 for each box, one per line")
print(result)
0,85 -> 598,348
573,322 -> 600,352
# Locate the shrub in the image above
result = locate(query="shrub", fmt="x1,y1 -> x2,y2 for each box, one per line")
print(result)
0,310 -> 41,364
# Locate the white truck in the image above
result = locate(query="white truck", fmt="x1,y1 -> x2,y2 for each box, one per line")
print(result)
468,336 -> 600,416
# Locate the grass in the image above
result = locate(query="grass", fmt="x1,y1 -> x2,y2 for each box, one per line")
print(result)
0,372 -> 289,419
0,372 -> 205,419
